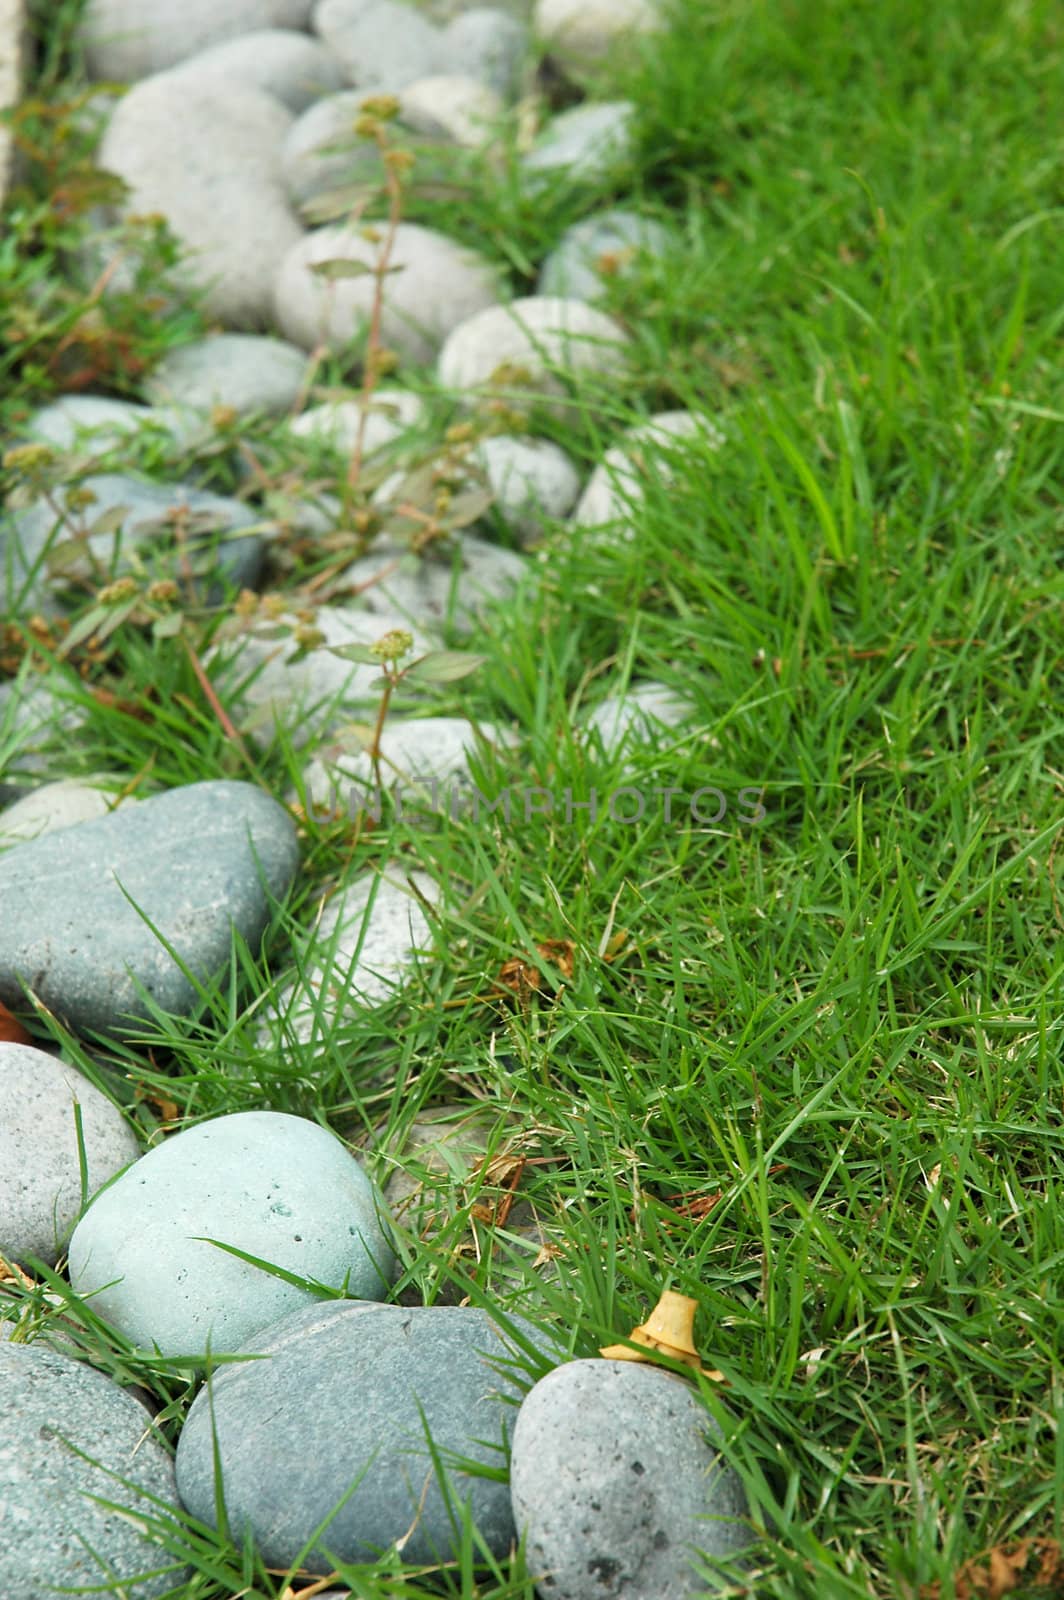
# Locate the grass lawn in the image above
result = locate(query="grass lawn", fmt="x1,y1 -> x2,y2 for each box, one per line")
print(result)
1,0 -> 1063,1595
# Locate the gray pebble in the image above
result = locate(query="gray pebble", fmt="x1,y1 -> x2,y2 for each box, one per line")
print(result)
1,472 -> 265,612
98,74 -> 302,327
534,0 -> 660,77
288,385 -> 426,454
302,713 -> 512,815
0,776 -> 132,846
441,8 -> 528,98
0,672 -> 85,805
313,0 -> 446,90
265,868 -> 438,1043
0,1042 -> 140,1267
20,394 -> 159,454
0,1338 -> 182,1598
274,220 -> 500,366
144,332 -> 311,417
583,681 -> 692,755
437,296 -> 630,415
68,1111 -> 396,1354
213,603 -> 438,747
338,532 -> 527,633
176,1298 -> 547,1571
81,0 -> 314,80
0,779 -> 299,1035
539,208 -> 672,302
166,28 -> 347,111
473,433 -> 582,542
522,101 -> 636,188
280,87 -> 385,207
573,410 -> 721,531
510,1359 -> 749,1599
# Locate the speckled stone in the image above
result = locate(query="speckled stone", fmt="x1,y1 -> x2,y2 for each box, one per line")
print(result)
583,681 -> 692,755
398,71 -> 502,144
279,87 -> 386,207
20,394 -> 159,453
175,1299 -> 547,1571
510,1359 -> 750,1599
266,869 -> 438,1043
437,296 -> 630,416
68,1111 -> 396,1355
534,0 -> 660,76
288,386 -> 427,455
0,1043 -> 140,1267
81,0 -> 313,80
473,434 -> 582,542
1,472 -> 265,614
314,0 -> 447,89
98,74 -> 302,327
0,672 -> 84,805
274,221 -> 500,366
302,715 -> 512,816
539,208 -> 672,302
0,780 -> 299,1035
166,28 -> 346,111
0,1338 -> 182,1597
337,532 -> 527,633
572,410 -> 721,532
144,333 -> 311,418
213,603 -> 438,747
0,776 -> 132,846
522,101 -> 636,188
441,8 -> 528,98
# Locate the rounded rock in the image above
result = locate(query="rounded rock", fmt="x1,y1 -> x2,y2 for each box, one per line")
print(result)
0,1043 -> 140,1268
68,1110 -> 397,1355
0,776 -> 132,846
337,532 -> 526,633
438,295 -> 630,414
539,208 -> 672,302
80,0 -> 314,81
21,394 -> 158,454
474,433 -> 582,541
0,779 -> 299,1035
534,0 -> 660,76
175,1298 -> 547,1571
583,681 -> 692,756
145,333 -> 311,417
280,87 -> 384,207
0,1339 -> 183,1597
398,72 -> 502,145
522,100 -> 636,188
166,28 -> 347,111
510,1359 -> 749,1600
288,385 -> 426,454
441,7 -> 528,99
98,75 -> 302,328
573,410 -> 719,531
274,221 -> 500,365
313,0 -> 446,90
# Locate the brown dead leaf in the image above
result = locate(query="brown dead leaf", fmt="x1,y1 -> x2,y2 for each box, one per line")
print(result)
0,1000 -> 32,1045
494,939 -> 575,1003
0,1256 -> 34,1289
132,1085 -> 180,1126
922,1537 -> 1064,1599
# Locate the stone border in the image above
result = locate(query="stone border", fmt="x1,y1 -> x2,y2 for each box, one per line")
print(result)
0,0 -> 27,206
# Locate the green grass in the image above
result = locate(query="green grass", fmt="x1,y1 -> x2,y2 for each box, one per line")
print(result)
2,0 -> 1064,1595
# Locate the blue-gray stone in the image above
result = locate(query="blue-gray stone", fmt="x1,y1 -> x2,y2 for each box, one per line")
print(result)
0,779 -> 299,1034
0,1338 -> 183,1599
68,1112 -> 396,1354
539,208 -> 672,302
1,472 -> 265,613
175,1299 -> 548,1572
510,1359 -> 750,1599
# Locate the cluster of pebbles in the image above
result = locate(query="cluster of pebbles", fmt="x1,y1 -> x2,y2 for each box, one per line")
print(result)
0,1 -> 749,1596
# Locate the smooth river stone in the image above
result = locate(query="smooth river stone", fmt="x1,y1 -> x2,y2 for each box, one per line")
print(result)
0,1042 -> 140,1267
68,1111 -> 397,1355
0,780 -> 299,1035
0,1339 -> 183,1598
510,1359 -> 750,1600
81,0 -> 313,81
175,1299 -> 547,1572
437,296 -> 630,416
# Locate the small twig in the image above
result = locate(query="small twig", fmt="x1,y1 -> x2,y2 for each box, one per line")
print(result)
181,631 -> 254,770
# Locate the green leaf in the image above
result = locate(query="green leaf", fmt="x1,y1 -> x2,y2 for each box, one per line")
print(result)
327,642 -> 380,665
151,610 -> 184,640
308,256 -> 377,280
404,649 -> 487,684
